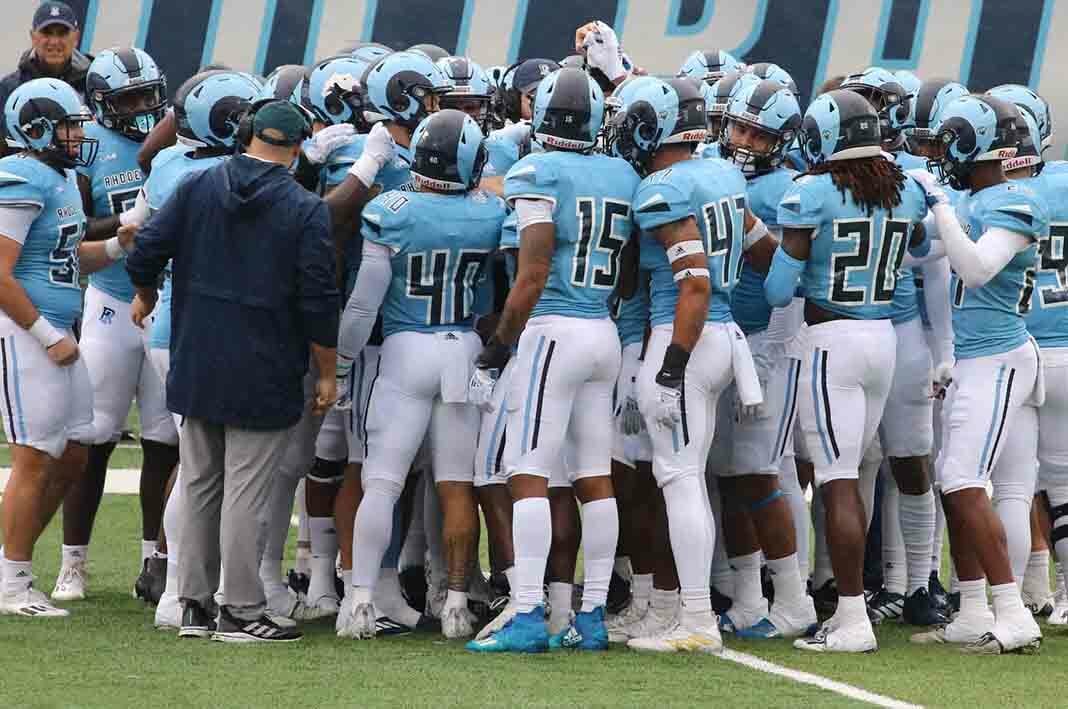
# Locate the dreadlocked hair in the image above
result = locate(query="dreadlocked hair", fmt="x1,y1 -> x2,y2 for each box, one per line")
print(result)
804,156 -> 906,217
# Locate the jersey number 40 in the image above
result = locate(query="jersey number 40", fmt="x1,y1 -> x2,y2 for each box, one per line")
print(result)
407,249 -> 491,326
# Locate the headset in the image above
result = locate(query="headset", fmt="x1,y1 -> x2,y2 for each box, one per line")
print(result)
493,60 -> 524,125
235,98 -> 315,152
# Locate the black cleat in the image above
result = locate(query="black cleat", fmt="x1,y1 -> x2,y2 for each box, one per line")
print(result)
286,569 -> 310,596
928,571 -> 950,614
710,584 -> 733,616
134,557 -> 167,605
213,607 -> 302,643
902,587 -> 949,626
947,592 -> 960,615
867,588 -> 905,625
607,571 -> 632,616
179,601 -> 217,639
812,579 -> 838,620
398,565 -> 428,614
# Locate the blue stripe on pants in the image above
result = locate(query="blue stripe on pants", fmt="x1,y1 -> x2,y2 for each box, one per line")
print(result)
811,348 -> 834,466
977,363 -> 1007,478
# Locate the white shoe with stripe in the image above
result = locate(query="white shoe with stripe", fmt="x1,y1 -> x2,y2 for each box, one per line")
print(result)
212,609 -> 302,643
1,586 -> 70,617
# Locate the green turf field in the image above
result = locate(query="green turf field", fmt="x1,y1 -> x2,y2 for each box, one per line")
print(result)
2,495 -> 1067,709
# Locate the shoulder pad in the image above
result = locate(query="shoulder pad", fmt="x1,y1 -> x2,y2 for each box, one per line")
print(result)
777,175 -> 824,227
0,161 -> 45,207
987,186 -> 1049,235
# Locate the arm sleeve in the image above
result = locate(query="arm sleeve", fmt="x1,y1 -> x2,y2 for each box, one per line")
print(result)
932,203 -> 1033,288
125,178 -> 187,288
297,201 -> 341,348
764,246 -> 806,307
515,198 -> 554,229
921,256 -> 954,365
0,204 -> 43,245
338,239 -> 392,359
902,239 -> 945,268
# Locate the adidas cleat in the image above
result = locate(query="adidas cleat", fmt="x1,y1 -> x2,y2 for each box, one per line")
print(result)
52,562 -> 88,602
548,607 -> 608,651
794,619 -> 876,653
627,621 -> 723,655
866,588 -> 904,624
466,606 -> 549,653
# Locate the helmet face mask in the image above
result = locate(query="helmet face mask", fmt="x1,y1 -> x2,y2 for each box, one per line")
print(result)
91,80 -> 167,141
721,117 -> 792,175
7,79 -> 100,168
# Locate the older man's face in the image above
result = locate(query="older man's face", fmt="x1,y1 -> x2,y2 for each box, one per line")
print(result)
31,24 -> 79,71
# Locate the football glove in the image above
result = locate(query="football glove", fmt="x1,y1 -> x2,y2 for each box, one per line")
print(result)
303,123 -> 355,164
468,367 -> 499,413
932,360 -> 954,400
582,21 -> 627,82
652,344 -> 688,431
907,168 -> 950,209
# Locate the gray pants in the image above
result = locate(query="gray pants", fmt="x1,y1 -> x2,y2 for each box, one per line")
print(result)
179,417 -> 290,620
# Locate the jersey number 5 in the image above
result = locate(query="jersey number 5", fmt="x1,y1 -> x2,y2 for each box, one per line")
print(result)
49,222 -> 81,287
572,198 -> 632,289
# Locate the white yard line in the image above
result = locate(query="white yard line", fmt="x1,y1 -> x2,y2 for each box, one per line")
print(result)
720,649 -> 922,709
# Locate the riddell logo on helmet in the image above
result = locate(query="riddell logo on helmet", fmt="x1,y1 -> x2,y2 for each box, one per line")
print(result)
676,129 -> 706,142
995,148 -> 1016,158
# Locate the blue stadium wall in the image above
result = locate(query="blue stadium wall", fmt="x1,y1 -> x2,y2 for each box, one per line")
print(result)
7,1 -> 1067,156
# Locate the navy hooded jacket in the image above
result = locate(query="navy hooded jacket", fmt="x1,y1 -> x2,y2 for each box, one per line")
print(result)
126,154 -> 339,429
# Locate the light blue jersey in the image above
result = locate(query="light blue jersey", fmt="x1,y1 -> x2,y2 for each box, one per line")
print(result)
144,146 -> 227,349
732,168 -> 796,335
1042,160 -> 1068,177
77,122 -> 145,303
484,129 -> 524,177
699,142 -> 722,160
504,151 -> 639,320
1024,171 -> 1068,348
635,158 -> 748,327
885,152 -> 931,325
361,188 -> 506,337
777,169 -> 928,320
612,274 -> 649,347
0,155 -> 86,330
951,181 -> 1048,359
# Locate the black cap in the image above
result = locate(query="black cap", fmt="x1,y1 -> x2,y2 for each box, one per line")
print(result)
33,2 -> 79,32
514,59 -> 559,95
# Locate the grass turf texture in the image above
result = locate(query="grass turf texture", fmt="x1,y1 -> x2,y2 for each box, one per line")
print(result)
2,497 -> 1068,708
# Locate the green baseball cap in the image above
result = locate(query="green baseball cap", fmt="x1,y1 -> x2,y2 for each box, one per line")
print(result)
253,101 -> 311,146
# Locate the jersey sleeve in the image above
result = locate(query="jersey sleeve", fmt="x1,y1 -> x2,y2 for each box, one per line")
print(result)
983,185 -> 1050,240
484,134 -> 521,178
777,176 -> 824,230
360,190 -> 413,254
0,168 -> 46,210
499,211 -> 519,250
632,173 -> 693,232
503,154 -> 559,208
321,137 -> 365,191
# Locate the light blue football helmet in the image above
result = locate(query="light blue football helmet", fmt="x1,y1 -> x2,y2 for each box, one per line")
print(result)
436,56 -> 494,132
410,108 -> 487,191
747,62 -> 798,96
930,94 -> 1020,190
85,47 -> 167,140
707,71 -> 760,140
904,78 -> 968,154
721,79 -> 801,175
678,49 -> 743,85
893,69 -> 922,98
986,84 -> 1052,150
306,55 -> 370,128
608,76 -> 707,174
531,67 -> 605,152
4,77 -> 98,167
174,70 -> 261,150
799,89 -> 882,165
840,66 -> 911,142
363,51 -> 448,129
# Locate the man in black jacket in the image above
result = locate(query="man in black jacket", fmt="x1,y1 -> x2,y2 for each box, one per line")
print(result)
125,101 -> 340,643
0,2 -> 92,152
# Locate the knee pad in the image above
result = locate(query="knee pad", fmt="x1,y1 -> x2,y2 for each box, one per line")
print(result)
307,457 -> 345,484
362,475 -> 405,500
1047,486 -> 1068,545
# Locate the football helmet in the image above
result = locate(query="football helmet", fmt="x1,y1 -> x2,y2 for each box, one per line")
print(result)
893,69 -> 922,99
904,79 -> 967,156
363,51 -> 448,129
306,55 -> 371,129
607,76 -> 706,174
678,49 -> 743,85
1003,107 -> 1042,176
986,84 -> 1052,150
930,94 -> 1020,190
436,56 -> 494,133
840,66 -> 910,146
747,62 -> 798,96
85,47 -> 167,141
707,70 -> 760,141
4,77 -> 98,167
531,66 -> 605,152
721,79 -> 801,175
407,43 -> 450,63
410,109 -> 487,191
174,70 -> 261,150
799,89 -> 882,165
259,64 -> 308,106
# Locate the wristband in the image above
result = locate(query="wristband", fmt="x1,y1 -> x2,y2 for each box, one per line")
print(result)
661,343 -> 691,374
28,316 -> 64,349
349,153 -> 381,188
105,236 -> 125,261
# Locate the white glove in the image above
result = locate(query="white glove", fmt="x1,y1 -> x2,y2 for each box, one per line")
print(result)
582,21 -> 627,82
651,383 -> 682,431
334,356 -> 354,410
493,121 -> 532,147
303,123 -> 355,165
931,359 -> 954,400
907,168 -> 950,209
468,367 -> 499,413
737,377 -> 768,423
349,122 -> 396,187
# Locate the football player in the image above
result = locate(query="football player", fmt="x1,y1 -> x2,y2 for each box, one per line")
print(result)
335,109 -> 505,640
909,94 -> 1046,654
467,67 -> 639,653
677,49 -> 743,86
0,78 -> 135,617
50,47 -> 178,605
766,90 -> 929,652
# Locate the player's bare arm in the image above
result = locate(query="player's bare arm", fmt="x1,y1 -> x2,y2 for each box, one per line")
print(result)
493,221 -> 555,346
653,215 -> 710,353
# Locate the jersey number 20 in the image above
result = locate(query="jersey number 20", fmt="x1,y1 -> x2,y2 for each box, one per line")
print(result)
829,218 -> 909,305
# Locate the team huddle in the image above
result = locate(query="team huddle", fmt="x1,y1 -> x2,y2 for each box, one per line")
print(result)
1,16 -> 1067,657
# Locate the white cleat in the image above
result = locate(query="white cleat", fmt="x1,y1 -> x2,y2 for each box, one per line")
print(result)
719,601 -> 769,634
1022,587 -> 1054,617
442,606 -> 476,639
910,609 -> 995,645
2,587 -> 70,617
336,593 -> 353,635
962,611 -> 1042,655
338,602 -> 377,639
295,594 -> 339,621
1049,601 -> 1068,627
51,562 -> 88,601
794,618 -> 877,653
627,621 -> 723,655
605,600 -> 647,635
154,592 -> 181,630
609,602 -> 677,643
476,600 -> 517,641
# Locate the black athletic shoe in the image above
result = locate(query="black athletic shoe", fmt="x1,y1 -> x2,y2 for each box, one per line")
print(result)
212,607 -> 302,643
902,587 -> 949,626
286,569 -> 310,597
812,579 -> 838,621
179,601 -> 217,639
928,571 -> 951,615
145,557 -> 167,604
607,571 -> 632,616
134,559 -> 153,604
398,565 -> 428,614
867,588 -> 905,625
947,592 -> 960,615
710,584 -> 733,616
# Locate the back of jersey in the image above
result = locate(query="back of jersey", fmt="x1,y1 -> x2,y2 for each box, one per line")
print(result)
778,168 -> 927,320
1026,171 -> 1068,348
635,158 -> 748,326
953,181 -> 1047,358
0,155 -> 86,330
362,188 -> 505,337
79,122 -> 145,303
504,151 -> 639,320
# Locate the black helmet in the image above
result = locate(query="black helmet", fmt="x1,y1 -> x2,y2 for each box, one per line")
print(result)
410,109 -> 488,192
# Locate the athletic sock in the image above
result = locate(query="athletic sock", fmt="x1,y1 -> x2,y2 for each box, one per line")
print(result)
163,558 -> 179,596
662,476 -> 713,621
2,559 -> 32,595
140,540 -> 156,566
62,544 -> 88,569
779,456 -> 810,581
548,581 -> 572,632
728,551 -> 766,612
899,489 -> 935,594
958,579 -> 988,616
580,498 -> 618,612
308,516 -> 339,601
631,573 -> 653,614
990,581 -> 1026,619
834,593 -> 868,626
512,497 -> 551,613
374,567 -> 420,627
767,553 -> 806,608
1023,549 -> 1051,600
709,534 -> 733,598
881,479 -> 906,594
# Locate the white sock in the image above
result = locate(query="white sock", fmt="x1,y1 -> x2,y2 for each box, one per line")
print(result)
548,581 -> 572,631
662,476 -> 713,621
949,563 -> 959,594
881,477 -> 907,595
811,487 -> 834,588
632,573 -> 653,612
932,491 -> 945,575
62,544 -> 88,568
342,569 -> 352,589
1047,489 -> 1068,604
163,469 -> 182,567
444,589 -> 467,612
993,483 -> 1032,583
990,581 -> 1026,619
779,456 -> 810,581
1056,562 -> 1067,603
580,498 -> 618,612
1023,549 -> 1051,598
834,593 -> 868,625
512,497 -> 551,613
767,553 -> 806,608
140,540 -> 156,565
708,479 -> 733,595
2,559 -> 32,595
351,487 -> 399,590
374,567 -> 420,627
728,551 -> 765,611
958,578 -> 988,616
504,566 -> 517,602
163,558 -> 179,597
308,516 -> 339,601
899,490 -> 935,594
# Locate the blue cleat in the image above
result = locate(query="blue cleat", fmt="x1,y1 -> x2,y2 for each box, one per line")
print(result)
465,606 -> 549,653
735,614 -> 818,640
548,607 -> 608,650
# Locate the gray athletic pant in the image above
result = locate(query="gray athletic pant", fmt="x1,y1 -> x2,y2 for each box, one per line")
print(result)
179,417 -> 291,620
